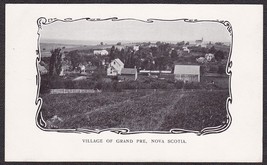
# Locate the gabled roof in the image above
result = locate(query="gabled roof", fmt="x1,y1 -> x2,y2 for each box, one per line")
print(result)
114,58 -> 124,66
121,68 -> 137,75
174,65 -> 200,75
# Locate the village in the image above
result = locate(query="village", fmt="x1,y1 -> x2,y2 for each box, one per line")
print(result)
39,37 -> 230,131
39,38 -> 230,93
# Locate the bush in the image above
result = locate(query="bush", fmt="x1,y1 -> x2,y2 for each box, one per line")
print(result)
101,81 -> 113,91
64,80 -> 75,89
184,82 -> 201,89
94,81 -> 103,90
138,82 -> 152,89
50,79 -> 65,89
40,75 -> 51,94
120,81 -> 139,89
217,65 -> 226,74
175,80 -> 184,89
74,80 -> 95,89
151,81 -> 168,89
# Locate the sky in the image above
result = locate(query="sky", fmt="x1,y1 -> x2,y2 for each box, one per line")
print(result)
40,19 -> 231,44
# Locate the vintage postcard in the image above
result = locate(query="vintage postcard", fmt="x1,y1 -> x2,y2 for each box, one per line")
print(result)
5,4 -> 263,162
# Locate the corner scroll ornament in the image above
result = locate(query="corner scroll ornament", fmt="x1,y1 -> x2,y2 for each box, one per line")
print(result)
219,20 -> 233,36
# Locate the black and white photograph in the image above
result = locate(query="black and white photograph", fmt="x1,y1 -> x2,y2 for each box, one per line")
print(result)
5,4 -> 263,162
37,18 -> 232,134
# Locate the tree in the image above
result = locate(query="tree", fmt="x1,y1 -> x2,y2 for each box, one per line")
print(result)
177,41 -> 185,46
215,42 -> 223,45
156,41 -> 161,46
65,50 -> 82,70
158,43 -> 170,53
170,49 -> 178,59
49,48 -> 62,77
109,46 -> 115,62
155,56 -> 168,71
214,50 -> 225,62
208,46 -> 216,54
116,42 -> 121,45
119,48 -> 125,62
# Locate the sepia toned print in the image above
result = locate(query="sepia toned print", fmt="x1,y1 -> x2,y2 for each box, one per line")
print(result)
36,17 -> 232,135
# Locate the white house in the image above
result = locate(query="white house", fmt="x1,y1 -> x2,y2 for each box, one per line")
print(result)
107,58 -> 124,76
78,64 -> 86,73
133,45 -> 139,51
174,65 -> 200,82
205,53 -> 215,62
93,50 -> 109,56
182,46 -> 190,53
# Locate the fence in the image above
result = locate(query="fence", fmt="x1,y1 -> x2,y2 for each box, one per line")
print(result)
50,89 -> 101,94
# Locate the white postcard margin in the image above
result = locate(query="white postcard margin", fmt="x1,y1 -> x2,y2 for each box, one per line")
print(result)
5,4 -> 263,162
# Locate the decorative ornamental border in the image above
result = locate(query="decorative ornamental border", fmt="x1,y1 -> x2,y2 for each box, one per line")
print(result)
35,17 -> 233,136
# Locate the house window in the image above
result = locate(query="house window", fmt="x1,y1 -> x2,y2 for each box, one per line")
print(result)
114,62 -> 116,65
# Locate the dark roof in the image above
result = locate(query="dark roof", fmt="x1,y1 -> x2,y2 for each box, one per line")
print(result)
121,68 -> 137,75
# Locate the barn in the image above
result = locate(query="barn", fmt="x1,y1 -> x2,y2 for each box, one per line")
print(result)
174,65 -> 200,82
119,68 -> 138,81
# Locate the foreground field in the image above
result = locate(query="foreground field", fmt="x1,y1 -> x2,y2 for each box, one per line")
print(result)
40,90 -> 229,131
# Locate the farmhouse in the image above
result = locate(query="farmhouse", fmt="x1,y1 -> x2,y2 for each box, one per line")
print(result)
107,58 -> 124,76
133,45 -> 139,51
38,64 -> 48,75
119,68 -> 138,81
205,53 -> 215,62
93,49 -> 108,56
182,46 -> 190,53
78,64 -> 86,73
174,65 -> 200,82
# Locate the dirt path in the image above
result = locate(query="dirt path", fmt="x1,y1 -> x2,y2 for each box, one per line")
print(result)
116,91 -> 186,131
152,93 -> 185,131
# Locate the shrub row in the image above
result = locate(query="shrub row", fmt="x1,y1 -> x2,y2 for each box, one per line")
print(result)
40,76 -> 219,94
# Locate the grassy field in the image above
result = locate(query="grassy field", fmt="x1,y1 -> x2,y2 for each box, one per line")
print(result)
40,90 -> 229,131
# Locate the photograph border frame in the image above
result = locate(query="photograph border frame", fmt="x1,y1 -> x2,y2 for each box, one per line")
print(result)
35,17 -> 233,136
